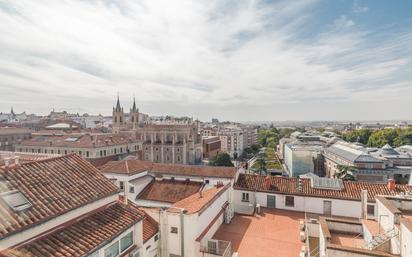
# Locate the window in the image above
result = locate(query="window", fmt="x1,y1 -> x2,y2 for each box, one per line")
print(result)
285,196 -> 294,207
129,186 -> 135,193
119,181 -> 124,190
205,180 -> 210,184
170,227 -> 178,234
120,231 -> 133,252
242,192 -> 249,202
86,151 -> 89,157
154,234 -> 159,242
367,205 -> 375,216
1,190 -> 32,212
104,241 -> 119,257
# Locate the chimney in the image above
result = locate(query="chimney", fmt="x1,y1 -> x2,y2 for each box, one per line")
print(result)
264,176 -> 271,191
387,179 -> 396,190
14,156 -> 20,167
4,157 -> 10,168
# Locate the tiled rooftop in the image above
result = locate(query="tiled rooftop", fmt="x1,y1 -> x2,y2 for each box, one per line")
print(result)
0,154 -> 119,239
4,201 -> 145,257
18,133 -> 139,148
99,160 -> 238,179
152,163 -> 237,179
213,208 -> 304,257
137,178 -> 203,203
100,159 -> 153,175
171,184 -> 229,214
235,173 -> 412,202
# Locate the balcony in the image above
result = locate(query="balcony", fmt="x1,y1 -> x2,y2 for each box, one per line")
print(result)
200,239 -> 231,257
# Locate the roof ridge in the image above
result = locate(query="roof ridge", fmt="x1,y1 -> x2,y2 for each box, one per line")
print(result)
3,153 -> 78,171
125,159 -> 129,173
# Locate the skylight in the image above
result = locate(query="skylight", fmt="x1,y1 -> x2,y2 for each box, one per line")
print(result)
1,190 -> 32,211
65,137 -> 79,142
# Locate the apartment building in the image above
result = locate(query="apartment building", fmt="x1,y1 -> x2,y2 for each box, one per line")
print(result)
15,132 -> 142,166
0,154 -> 159,257
219,129 -> 244,158
99,159 -> 237,257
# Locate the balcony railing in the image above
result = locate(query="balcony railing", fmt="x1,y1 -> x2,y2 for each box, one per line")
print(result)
200,239 -> 231,257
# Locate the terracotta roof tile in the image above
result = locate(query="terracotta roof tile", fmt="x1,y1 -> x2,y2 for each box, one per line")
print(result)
100,160 -> 153,175
137,179 -> 203,203
19,133 -> 139,149
152,163 -> 237,179
0,154 -> 119,239
235,174 -> 412,202
171,184 -> 229,214
142,213 -> 158,243
3,201 -> 144,257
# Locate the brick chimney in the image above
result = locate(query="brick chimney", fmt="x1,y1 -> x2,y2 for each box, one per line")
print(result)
387,179 -> 396,190
264,176 -> 271,191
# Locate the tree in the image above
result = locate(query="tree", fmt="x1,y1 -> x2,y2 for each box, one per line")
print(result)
256,152 -> 267,175
342,129 -> 371,145
336,165 -> 355,181
209,153 -> 234,167
367,128 -> 398,147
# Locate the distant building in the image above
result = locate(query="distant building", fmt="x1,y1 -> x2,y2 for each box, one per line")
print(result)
323,142 -> 411,184
15,133 -> 142,167
219,128 -> 244,158
202,136 -> 221,159
0,127 -> 32,151
284,142 -> 324,177
111,97 -> 202,165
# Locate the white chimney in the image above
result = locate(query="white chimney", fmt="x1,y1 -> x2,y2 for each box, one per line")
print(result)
4,157 -> 10,167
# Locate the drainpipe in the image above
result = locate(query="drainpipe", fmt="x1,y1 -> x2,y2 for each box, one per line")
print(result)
180,209 -> 185,257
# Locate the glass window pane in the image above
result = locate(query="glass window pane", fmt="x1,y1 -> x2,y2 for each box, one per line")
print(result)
120,231 -> 133,252
104,241 -> 119,257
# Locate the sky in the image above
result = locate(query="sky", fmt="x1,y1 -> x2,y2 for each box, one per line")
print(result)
0,0 -> 411,121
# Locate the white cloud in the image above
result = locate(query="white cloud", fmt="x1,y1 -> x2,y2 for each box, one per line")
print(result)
333,15 -> 355,29
352,1 -> 369,13
0,0 -> 411,120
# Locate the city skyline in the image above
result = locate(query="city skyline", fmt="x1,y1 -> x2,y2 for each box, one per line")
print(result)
1,0 -> 412,121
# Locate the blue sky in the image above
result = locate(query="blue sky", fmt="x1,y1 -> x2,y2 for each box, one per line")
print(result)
0,0 -> 411,121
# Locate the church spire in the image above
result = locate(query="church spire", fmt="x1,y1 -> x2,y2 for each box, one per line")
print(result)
114,95 -> 122,112
131,97 -> 137,113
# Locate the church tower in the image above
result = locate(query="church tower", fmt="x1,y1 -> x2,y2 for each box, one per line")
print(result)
129,97 -> 139,130
112,96 -> 125,134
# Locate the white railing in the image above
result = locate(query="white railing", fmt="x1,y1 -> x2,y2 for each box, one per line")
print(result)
234,203 -> 255,215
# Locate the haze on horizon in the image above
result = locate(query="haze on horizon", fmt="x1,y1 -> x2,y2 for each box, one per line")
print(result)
0,0 -> 411,121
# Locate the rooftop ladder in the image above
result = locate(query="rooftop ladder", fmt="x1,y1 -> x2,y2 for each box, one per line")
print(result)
365,228 -> 398,250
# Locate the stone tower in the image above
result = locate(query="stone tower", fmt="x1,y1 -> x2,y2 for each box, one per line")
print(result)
129,97 -> 139,130
112,96 -> 125,134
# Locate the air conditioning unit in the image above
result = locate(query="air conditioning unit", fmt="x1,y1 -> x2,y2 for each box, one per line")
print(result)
256,204 -> 261,214
129,248 -> 141,257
